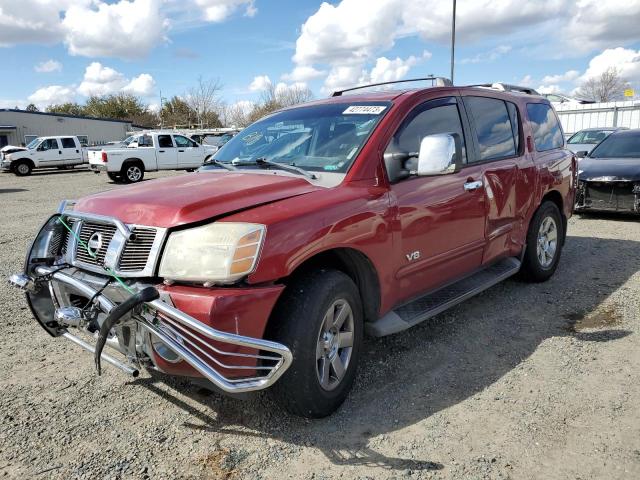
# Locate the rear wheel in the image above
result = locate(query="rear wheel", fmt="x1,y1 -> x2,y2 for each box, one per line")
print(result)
121,162 -> 144,183
14,160 -> 32,176
520,201 -> 563,282
267,270 -> 363,418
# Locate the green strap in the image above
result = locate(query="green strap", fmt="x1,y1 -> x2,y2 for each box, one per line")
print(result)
57,216 -> 136,295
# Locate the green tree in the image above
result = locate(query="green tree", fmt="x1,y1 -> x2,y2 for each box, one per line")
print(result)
161,96 -> 196,128
83,93 -> 158,126
25,103 -> 39,112
46,103 -> 85,116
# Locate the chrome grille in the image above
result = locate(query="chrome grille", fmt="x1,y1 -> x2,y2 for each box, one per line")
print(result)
119,227 -> 157,272
76,222 -> 117,266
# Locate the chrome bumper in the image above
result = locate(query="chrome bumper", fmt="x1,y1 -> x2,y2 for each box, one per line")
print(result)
14,265 -> 292,394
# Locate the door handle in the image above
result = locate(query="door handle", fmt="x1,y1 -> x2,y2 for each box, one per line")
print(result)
59,151 -> 62,154
158,150 -> 165,153
463,180 -> 483,191
178,149 -> 185,152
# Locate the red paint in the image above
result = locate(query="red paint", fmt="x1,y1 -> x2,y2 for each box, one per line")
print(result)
74,87 -> 575,380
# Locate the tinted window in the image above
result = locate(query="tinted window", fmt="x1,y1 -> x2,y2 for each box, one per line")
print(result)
40,138 -> 59,150
527,103 -> 564,151
61,137 -> 76,148
388,98 -> 467,167
589,132 -> 640,159
158,135 -> 173,148
174,135 -> 197,148
466,97 -> 516,161
506,102 -> 520,153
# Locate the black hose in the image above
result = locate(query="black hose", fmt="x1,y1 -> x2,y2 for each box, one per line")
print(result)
94,287 -> 160,375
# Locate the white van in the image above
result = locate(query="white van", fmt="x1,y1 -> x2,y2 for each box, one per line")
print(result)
1,136 -> 87,176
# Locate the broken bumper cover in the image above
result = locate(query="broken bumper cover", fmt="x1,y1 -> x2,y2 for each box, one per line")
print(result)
10,260 -> 292,394
575,180 -> 640,213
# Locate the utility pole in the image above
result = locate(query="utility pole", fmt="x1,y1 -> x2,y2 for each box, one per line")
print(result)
450,0 -> 457,84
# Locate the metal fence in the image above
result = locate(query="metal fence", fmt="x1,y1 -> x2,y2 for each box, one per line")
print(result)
555,101 -> 640,135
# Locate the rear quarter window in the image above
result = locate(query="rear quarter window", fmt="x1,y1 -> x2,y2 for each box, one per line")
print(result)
526,103 -> 564,151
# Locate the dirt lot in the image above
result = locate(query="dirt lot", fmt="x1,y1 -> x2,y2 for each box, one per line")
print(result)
0,167 -> 639,480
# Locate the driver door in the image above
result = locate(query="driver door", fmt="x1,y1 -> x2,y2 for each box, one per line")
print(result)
174,135 -> 203,168
37,138 -> 64,166
388,96 -> 486,304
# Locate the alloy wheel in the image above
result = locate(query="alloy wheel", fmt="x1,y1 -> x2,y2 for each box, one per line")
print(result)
536,216 -> 558,268
316,299 -> 354,391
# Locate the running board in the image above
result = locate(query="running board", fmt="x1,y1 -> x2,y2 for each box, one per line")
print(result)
366,257 -> 521,337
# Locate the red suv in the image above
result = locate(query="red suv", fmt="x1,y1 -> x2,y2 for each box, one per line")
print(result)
10,79 -> 576,418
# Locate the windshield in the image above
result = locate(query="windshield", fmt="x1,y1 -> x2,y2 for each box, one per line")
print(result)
589,133 -> 640,159
206,102 -> 390,174
27,138 -> 42,149
567,129 -> 614,145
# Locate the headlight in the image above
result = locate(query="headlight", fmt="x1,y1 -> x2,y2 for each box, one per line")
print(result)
159,222 -> 265,284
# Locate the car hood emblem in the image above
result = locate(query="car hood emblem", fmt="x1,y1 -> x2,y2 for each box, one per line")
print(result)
88,232 -> 103,253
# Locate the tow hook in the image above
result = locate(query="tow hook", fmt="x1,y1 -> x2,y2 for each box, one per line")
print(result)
8,273 -> 36,292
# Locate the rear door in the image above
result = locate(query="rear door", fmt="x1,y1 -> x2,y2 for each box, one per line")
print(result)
60,137 -> 82,165
155,134 -> 178,169
461,95 -> 532,264
174,134 -> 203,168
387,96 -> 486,303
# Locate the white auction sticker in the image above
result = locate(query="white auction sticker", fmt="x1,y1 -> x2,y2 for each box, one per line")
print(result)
343,105 -> 387,115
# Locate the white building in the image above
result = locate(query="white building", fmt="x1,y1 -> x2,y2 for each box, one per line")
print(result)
0,109 -> 134,148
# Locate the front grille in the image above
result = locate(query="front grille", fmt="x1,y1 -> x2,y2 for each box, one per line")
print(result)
76,221 -> 117,266
586,182 -> 636,211
119,227 -> 157,272
48,218 -> 75,257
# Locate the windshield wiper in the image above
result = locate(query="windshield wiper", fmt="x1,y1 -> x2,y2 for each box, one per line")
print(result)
204,158 -> 237,171
232,157 -> 317,180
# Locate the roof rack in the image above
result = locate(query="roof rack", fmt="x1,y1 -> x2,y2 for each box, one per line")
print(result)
469,83 -> 540,95
331,76 -> 453,97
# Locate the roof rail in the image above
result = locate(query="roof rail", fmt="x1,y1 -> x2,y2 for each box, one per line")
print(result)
331,76 -> 453,97
469,83 -> 540,95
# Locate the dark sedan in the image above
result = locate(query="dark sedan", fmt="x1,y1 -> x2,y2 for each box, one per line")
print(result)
575,129 -> 640,214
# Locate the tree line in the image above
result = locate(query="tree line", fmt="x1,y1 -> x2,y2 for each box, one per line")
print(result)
28,76 -> 313,129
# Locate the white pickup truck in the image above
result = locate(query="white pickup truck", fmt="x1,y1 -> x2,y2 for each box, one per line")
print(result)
1,136 -> 87,176
88,132 -> 216,183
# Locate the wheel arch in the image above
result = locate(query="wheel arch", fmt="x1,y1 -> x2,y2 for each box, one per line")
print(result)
540,189 -> 566,244
14,157 -> 35,167
272,247 -> 381,325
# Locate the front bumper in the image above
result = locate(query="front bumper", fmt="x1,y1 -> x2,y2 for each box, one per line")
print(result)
1,160 -> 12,171
9,213 -> 292,394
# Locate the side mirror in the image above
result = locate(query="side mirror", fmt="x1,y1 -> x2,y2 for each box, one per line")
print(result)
576,150 -> 588,158
415,133 -> 461,176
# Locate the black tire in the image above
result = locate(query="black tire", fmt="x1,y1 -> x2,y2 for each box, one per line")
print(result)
13,160 -> 32,176
107,172 -> 121,182
267,269 -> 363,418
520,201 -> 564,282
121,162 -> 144,183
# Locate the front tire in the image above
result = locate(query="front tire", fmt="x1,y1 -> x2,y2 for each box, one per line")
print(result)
520,201 -> 563,282
121,162 -> 144,183
14,161 -> 32,176
267,270 -> 363,418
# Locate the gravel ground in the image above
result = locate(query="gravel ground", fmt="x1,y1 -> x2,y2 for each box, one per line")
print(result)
1,167 -> 639,480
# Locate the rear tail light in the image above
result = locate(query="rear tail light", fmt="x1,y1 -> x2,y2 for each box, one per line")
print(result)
101,151 -> 108,163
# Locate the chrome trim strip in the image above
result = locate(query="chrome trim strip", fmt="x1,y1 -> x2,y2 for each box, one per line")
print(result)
61,211 -> 133,241
33,266 -> 292,393
62,332 -> 139,377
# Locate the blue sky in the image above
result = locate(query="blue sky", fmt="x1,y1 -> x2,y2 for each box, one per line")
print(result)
1,0 -> 639,111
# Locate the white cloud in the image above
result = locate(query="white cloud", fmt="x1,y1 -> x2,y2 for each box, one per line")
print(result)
77,62 -> 156,98
62,0 -> 168,58
194,0 -> 257,22
28,85 -> 76,107
460,45 -> 511,65
248,75 -> 272,92
281,65 -> 326,82
578,47 -> 640,85
537,85 -> 562,95
0,0 -> 74,47
34,59 -> 63,73
123,73 -> 156,97
519,75 -> 533,86
541,70 -> 580,84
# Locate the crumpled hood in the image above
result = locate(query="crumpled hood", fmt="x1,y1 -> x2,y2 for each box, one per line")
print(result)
579,157 -> 640,182
74,172 -> 321,227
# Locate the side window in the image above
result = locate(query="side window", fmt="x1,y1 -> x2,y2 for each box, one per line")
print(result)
138,135 -> 153,147
158,135 -> 174,148
465,96 -> 516,161
77,135 -> 88,147
387,98 -> 467,172
41,139 -> 59,150
526,103 -> 564,151
506,102 -> 520,153
174,135 -> 197,148
61,137 -> 76,148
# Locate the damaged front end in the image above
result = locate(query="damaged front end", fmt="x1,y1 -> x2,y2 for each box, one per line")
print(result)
9,205 -> 292,394
575,177 -> 640,214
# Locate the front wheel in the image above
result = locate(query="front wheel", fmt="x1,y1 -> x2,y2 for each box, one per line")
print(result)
14,161 -> 32,176
520,201 -> 564,282
121,163 -> 144,183
267,270 -> 363,418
